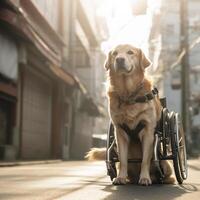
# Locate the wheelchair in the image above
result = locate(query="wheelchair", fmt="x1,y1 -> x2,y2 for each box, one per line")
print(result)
106,98 -> 188,184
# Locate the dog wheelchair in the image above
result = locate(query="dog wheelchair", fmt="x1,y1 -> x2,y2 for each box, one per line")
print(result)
106,97 -> 188,184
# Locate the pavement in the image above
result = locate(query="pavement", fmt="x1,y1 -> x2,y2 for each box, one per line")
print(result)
0,160 -> 62,167
0,159 -> 200,200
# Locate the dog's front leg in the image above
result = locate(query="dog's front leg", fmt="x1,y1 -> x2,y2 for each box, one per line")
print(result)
139,126 -> 154,186
113,127 -> 129,185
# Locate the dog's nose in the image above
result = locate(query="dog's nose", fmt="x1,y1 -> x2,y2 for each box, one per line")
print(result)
116,57 -> 125,65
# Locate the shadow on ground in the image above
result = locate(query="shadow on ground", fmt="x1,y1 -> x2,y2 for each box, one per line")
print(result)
101,182 -> 199,200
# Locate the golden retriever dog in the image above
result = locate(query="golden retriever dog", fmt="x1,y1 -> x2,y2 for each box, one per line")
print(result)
86,44 -> 175,186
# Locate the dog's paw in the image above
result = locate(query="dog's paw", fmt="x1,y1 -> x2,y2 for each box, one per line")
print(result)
139,176 -> 152,186
113,177 -> 127,185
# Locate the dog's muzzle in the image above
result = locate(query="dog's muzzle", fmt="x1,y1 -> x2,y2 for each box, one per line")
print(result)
115,57 -> 133,73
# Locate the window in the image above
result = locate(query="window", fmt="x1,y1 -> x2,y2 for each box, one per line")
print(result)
0,98 -> 14,145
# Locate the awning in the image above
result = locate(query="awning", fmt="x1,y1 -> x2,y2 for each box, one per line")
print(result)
49,65 -> 75,86
73,76 -> 87,95
48,65 -> 94,93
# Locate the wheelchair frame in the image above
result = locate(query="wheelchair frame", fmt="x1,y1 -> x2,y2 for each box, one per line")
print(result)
106,98 -> 188,184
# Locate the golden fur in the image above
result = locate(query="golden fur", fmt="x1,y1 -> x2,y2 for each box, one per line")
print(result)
86,44 -> 175,185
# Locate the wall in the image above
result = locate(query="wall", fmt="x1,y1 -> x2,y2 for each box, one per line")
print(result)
31,0 -> 60,32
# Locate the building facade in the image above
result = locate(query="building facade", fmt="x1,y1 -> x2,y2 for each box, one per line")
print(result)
0,0 -> 108,161
149,0 -> 200,151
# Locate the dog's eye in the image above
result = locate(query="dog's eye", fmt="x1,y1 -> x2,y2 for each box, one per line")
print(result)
127,50 -> 134,55
112,51 -> 118,56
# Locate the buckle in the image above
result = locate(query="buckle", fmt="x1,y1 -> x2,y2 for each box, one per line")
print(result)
146,93 -> 153,100
144,96 -> 149,102
153,87 -> 158,95
128,98 -> 136,104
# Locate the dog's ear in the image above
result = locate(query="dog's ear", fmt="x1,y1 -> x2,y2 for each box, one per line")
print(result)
104,51 -> 112,71
139,49 -> 152,69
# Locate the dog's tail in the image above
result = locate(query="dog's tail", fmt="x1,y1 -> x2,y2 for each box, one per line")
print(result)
85,148 -> 106,161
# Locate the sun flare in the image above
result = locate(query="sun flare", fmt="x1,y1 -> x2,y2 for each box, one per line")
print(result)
99,0 -> 161,54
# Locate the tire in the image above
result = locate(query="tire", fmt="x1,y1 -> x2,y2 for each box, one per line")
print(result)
106,122 -> 114,149
106,122 -> 117,181
108,162 -> 117,181
170,112 -> 188,184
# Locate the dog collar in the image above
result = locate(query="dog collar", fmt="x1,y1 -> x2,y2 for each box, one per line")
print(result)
118,87 -> 158,108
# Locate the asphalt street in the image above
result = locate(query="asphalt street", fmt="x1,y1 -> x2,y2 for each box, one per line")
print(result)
0,160 -> 200,200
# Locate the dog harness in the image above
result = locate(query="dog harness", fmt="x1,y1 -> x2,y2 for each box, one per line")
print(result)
119,122 -> 145,141
118,87 -> 159,140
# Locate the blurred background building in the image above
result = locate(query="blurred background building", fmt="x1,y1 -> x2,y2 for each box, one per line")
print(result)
149,0 -> 200,154
0,0 -> 109,161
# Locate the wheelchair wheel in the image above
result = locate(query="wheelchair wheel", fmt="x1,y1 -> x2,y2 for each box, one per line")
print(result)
106,122 -> 117,181
162,108 -> 170,155
170,112 -> 188,184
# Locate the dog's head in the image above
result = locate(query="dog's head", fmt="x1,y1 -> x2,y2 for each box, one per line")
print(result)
104,44 -> 151,75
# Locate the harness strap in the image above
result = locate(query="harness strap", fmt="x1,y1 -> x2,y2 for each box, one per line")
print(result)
118,122 -> 145,140
118,87 -> 158,107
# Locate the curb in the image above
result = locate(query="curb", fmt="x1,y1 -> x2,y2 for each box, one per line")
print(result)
0,159 -> 62,167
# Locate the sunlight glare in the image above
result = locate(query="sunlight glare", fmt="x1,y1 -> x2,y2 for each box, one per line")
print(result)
100,0 -> 161,54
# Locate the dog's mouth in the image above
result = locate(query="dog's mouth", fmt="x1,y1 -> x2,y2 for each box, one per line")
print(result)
115,64 -> 133,74
127,65 -> 133,73
117,65 -> 133,75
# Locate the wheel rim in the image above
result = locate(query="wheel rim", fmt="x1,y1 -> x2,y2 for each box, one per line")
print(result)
162,108 -> 171,155
175,113 -> 188,180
